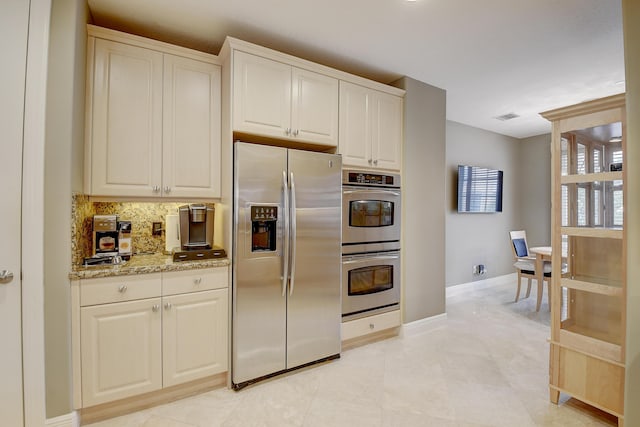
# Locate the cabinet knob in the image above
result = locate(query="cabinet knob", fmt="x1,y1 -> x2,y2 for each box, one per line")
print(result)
373,159 -> 378,165
368,159 -> 373,164
118,285 -> 127,293
164,302 -> 172,310
152,186 -> 160,193
293,129 -> 299,136
369,323 -> 375,330
164,186 -> 171,193
0,270 -> 14,283
285,128 -> 291,136
194,277 -> 202,285
152,304 -> 160,312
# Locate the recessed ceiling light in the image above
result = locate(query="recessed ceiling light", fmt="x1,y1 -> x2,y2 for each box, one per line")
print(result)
494,113 -> 520,121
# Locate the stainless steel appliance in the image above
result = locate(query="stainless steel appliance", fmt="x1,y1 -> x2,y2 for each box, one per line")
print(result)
233,142 -> 342,388
341,170 -> 401,320
93,215 -> 119,257
172,204 -> 226,261
179,204 -> 214,250
342,170 -> 401,254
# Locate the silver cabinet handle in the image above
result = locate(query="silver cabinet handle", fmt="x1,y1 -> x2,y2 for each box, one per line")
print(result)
368,158 -> 373,164
152,185 -> 161,193
373,159 -> 378,165
0,270 -> 14,283
152,304 -> 160,312
293,129 -> 299,136
118,285 -> 127,293
194,277 -> 202,285
285,128 -> 291,136
164,186 -> 171,194
164,302 -> 172,310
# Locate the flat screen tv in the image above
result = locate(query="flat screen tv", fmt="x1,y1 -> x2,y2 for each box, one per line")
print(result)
457,165 -> 503,213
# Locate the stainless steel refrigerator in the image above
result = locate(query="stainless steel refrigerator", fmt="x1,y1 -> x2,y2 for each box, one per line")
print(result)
232,142 -> 342,388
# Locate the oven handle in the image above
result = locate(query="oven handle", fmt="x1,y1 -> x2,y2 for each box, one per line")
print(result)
343,189 -> 400,197
289,171 -> 297,296
281,170 -> 289,298
342,254 -> 400,264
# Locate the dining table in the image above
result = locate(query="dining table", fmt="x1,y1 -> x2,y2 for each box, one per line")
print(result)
529,246 -> 552,311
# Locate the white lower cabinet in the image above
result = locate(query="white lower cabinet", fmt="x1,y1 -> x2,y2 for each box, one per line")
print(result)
77,267 -> 228,408
162,289 -> 228,387
81,298 -> 163,407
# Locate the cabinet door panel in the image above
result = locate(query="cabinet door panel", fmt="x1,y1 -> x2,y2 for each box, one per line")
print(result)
81,298 -> 162,407
233,51 -> 291,139
90,38 -> 163,196
163,289 -> 228,387
372,92 -> 402,171
163,55 -> 221,198
291,68 -> 338,147
338,81 -> 371,168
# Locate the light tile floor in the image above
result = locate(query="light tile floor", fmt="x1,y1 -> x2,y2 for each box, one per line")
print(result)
86,274 -> 618,427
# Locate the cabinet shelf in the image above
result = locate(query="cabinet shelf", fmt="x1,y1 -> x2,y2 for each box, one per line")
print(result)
559,324 -> 623,363
561,277 -> 623,296
561,171 -> 623,184
560,227 -> 623,239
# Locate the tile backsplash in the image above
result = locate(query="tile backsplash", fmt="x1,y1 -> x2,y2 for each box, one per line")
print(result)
71,194 -> 215,266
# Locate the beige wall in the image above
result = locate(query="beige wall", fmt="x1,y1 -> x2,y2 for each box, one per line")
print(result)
445,121 -> 524,286
393,76 -> 447,322
44,0 -> 87,417
622,0 -> 639,424
519,134 -> 552,247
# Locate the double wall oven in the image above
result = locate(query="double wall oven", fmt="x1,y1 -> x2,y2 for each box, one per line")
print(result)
342,170 -> 401,321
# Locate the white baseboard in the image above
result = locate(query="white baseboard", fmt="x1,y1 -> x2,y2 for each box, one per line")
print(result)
400,312 -> 447,337
45,412 -> 76,427
446,273 -> 517,297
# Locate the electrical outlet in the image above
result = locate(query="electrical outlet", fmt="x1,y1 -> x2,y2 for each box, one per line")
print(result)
152,222 -> 163,236
473,264 -> 487,275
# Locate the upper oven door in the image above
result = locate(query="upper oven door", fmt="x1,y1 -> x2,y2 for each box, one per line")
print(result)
342,185 -> 401,246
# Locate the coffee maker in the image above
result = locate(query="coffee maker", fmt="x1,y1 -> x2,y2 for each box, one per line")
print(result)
93,215 -> 119,257
172,204 -> 226,261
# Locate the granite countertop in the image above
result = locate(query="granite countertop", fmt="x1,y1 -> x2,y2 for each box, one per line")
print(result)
69,253 -> 230,280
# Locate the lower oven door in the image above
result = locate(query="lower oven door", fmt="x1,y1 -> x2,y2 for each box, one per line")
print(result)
342,250 -> 400,320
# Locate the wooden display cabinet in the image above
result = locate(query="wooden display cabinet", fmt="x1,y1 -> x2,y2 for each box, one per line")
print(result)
541,93 -> 626,426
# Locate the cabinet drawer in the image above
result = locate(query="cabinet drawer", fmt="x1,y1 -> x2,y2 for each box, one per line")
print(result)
162,267 -> 228,296
341,310 -> 401,341
80,273 -> 162,306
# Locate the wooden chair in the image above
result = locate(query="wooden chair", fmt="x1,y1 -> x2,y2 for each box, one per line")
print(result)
509,230 -> 551,311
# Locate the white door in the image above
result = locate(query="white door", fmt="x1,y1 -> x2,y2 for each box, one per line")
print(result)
90,38 -> 163,197
232,51 -> 292,139
338,81 -> 372,168
163,55 -> 221,198
372,91 -> 403,171
291,67 -> 339,147
81,298 -> 163,407
0,0 -> 29,425
162,289 -> 228,387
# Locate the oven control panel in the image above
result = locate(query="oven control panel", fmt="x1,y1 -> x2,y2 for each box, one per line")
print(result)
343,170 -> 400,188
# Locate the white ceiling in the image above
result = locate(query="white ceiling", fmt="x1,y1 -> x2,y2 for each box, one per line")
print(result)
87,0 -> 625,139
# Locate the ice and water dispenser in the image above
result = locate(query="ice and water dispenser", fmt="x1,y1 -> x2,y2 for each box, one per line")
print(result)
251,205 -> 277,252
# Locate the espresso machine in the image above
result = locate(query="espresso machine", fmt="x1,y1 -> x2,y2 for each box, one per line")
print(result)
172,204 -> 226,261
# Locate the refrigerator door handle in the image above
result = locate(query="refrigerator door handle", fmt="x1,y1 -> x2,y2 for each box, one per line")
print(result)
289,171 -> 297,296
282,170 -> 289,297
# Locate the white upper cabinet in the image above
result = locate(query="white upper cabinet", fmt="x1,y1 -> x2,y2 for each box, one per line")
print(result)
163,54 -> 221,198
86,28 -> 221,198
89,38 -> 163,197
233,51 -> 338,147
339,81 -> 403,171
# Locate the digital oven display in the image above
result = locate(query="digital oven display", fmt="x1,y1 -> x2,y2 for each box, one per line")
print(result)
347,172 -> 394,186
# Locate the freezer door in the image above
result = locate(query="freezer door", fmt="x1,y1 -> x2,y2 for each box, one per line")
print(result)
233,142 -> 288,384
286,149 -> 342,369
